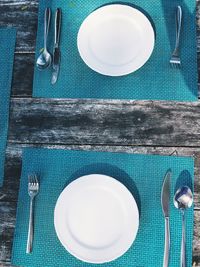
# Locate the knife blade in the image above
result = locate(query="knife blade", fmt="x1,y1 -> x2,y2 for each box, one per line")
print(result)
51,8 -> 62,85
161,169 -> 172,267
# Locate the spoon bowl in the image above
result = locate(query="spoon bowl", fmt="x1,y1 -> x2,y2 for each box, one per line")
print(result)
36,49 -> 52,70
36,7 -> 52,70
174,186 -> 193,267
173,186 -> 193,210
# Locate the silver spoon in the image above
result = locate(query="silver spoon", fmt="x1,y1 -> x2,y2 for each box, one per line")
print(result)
174,186 -> 193,267
36,7 -> 52,70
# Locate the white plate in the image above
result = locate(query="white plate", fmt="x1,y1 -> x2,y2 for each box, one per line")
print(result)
77,4 -> 155,76
54,174 -> 139,263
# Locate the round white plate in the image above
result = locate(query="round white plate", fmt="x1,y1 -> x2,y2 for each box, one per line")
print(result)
54,174 -> 139,263
77,4 -> 155,76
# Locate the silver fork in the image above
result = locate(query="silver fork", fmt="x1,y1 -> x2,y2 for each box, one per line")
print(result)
26,174 -> 39,254
170,6 -> 182,68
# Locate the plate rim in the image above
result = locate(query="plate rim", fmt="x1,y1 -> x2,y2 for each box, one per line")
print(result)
54,173 -> 140,263
77,4 -> 155,76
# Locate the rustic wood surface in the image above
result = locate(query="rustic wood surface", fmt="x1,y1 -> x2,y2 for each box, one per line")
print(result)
0,0 -> 200,266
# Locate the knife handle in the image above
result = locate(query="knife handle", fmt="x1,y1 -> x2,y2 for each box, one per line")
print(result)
163,217 -> 170,267
54,8 -> 62,47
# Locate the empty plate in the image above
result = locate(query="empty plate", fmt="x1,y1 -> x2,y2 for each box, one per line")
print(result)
77,4 -> 155,76
54,174 -> 139,263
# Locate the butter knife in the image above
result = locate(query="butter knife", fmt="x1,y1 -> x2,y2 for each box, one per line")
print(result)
51,8 -> 62,85
161,169 -> 172,267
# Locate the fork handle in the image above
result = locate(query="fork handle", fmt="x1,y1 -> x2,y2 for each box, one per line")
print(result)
174,6 -> 182,54
26,198 -> 34,253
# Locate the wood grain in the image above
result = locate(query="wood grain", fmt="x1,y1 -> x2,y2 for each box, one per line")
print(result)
7,98 -> 200,147
0,0 -> 38,52
0,202 -> 16,265
12,53 -> 34,97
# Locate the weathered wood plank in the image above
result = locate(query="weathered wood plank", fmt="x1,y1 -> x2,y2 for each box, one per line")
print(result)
0,201 -> 199,266
12,53 -> 34,97
0,0 -> 38,52
0,202 -> 16,265
1,144 -> 200,207
7,98 -> 200,147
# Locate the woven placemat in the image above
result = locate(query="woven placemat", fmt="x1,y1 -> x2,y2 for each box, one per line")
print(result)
0,28 -> 16,186
32,0 -> 197,101
12,148 -> 194,267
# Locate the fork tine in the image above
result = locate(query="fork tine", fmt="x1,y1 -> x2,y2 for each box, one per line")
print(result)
34,174 -> 38,186
27,173 -> 39,254
170,61 -> 181,69
32,175 -> 36,185
31,175 -> 35,185
28,174 -> 36,186
35,174 -> 38,184
28,175 -> 32,185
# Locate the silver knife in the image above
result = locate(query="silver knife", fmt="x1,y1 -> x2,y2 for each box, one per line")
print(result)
51,8 -> 62,85
161,169 -> 172,267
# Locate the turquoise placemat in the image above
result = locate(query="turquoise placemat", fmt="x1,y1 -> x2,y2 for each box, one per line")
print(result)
12,148 -> 194,267
32,0 -> 197,101
0,28 -> 16,186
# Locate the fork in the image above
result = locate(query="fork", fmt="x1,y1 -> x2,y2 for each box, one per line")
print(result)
170,6 -> 182,68
26,174 -> 39,254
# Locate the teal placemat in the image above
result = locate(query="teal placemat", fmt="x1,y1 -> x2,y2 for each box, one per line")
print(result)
32,0 -> 197,101
0,28 -> 16,186
12,148 -> 194,267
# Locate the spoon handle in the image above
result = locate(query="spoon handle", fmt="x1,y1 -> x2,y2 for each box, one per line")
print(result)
163,217 -> 170,267
44,8 -> 51,50
181,211 -> 186,267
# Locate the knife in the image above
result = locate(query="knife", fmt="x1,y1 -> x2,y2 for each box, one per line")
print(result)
161,169 -> 172,267
51,8 -> 62,85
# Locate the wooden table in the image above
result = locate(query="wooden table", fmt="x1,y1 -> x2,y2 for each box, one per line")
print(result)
0,1 -> 199,266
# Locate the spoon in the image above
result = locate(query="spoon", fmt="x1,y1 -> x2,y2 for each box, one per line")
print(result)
36,7 -> 52,70
174,186 -> 193,267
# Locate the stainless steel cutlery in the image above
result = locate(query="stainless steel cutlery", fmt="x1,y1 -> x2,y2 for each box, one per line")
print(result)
170,6 -> 182,68
36,8 -> 52,70
161,169 -> 172,267
51,8 -> 62,85
161,170 -> 193,267
36,7 -> 62,84
26,174 -> 39,254
174,186 -> 193,267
